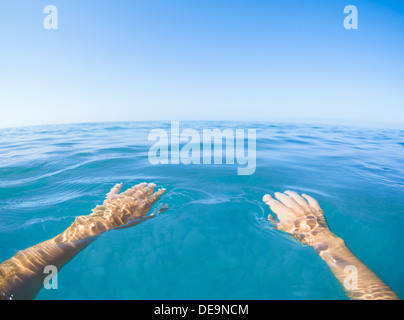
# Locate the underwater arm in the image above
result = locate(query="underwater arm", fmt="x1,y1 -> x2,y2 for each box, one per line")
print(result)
0,183 -> 165,300
263,191 -> 399,300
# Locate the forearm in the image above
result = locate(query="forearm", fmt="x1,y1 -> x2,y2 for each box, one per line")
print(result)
0,203 -> 151,300
314,235 -> 399,300
0,183 -> 164,300
0,214 -> 102,300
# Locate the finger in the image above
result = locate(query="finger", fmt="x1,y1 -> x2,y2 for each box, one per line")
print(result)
263,194 -> 293,222
302,194 -> 323,213
114,215 -> 155,230
274,192 -> 306,216
123,182 -> 147,196
146,188 -> 166,204
135,183 -> 156,198
150,203 -> 169,216
284,191 -> 311,213
106,183 -> 123,199
275,221 -> 294,233
267,214 -> 279,229
157,204 -> 169,213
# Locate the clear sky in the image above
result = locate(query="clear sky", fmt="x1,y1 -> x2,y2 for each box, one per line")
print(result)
0,0 -> 403,129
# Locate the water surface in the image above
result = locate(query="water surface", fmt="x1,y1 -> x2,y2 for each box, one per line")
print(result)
0,121 -> 403,300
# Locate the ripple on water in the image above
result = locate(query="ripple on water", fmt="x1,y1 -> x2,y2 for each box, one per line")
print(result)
0,121 -> 403,300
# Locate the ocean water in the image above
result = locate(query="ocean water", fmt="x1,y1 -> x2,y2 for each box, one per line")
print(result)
0,121 -> 403,300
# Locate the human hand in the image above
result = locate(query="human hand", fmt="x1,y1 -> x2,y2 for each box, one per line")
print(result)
93,182 -> 166,230
262,191 -> 400,300
263,191 -> 334,246
60,183 -> 166,242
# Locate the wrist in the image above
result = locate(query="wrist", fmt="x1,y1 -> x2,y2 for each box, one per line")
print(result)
311,232 -> 347,260
54,215 -> 108,244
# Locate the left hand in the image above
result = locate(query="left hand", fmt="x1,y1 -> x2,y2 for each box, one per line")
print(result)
94,182 -> 166,230
61,183 -> 166,242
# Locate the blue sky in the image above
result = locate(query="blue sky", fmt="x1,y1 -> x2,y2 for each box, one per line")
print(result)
0,0 -> 403,128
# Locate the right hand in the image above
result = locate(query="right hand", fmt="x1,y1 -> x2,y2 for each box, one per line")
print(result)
263,191 -> 335,247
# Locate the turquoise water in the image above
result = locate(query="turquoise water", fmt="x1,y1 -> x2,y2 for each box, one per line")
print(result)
0,121 -> 403,300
